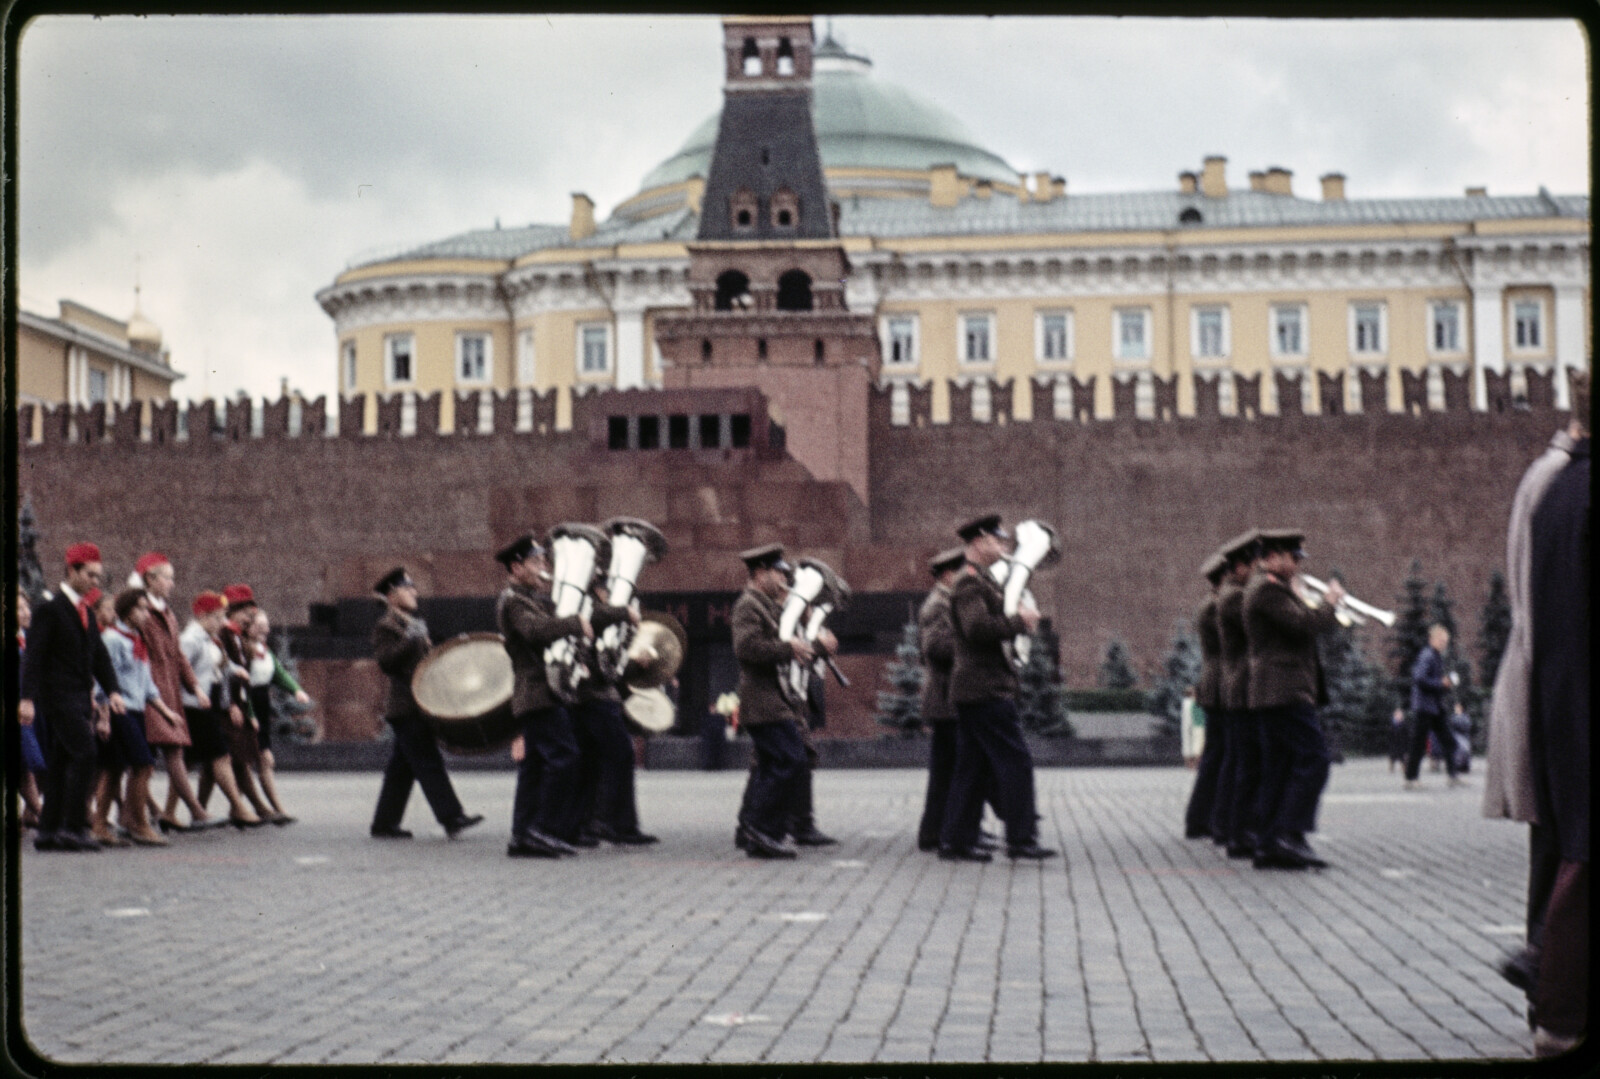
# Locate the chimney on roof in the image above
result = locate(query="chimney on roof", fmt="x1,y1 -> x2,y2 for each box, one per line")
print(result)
1319,173 -> 1346,202
1263,167 -> 1293,196
1248,171 -> 1266,192
1200,156 -> 1227,198
570,193 -> 596,241
1465,186 -> 1487,197
1032,171 -> 1052,203
1050,176 -> 1065,200
1178,171 -> 1198,195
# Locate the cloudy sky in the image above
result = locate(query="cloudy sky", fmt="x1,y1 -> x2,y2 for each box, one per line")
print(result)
14,14 -> 1589,404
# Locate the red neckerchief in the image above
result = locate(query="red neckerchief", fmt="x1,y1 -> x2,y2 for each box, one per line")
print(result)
113,623 -> 149,662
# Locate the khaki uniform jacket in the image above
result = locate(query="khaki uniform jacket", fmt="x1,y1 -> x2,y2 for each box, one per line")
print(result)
1243,572 -> 1339,710
918,584 -> 957,722
731,586 -> 802,727
373,607 -> 431,721
1195,593 -> 1222,712
1217,580 -> 1251,712
497,583 -> 585,716
949,567 -> 1029,706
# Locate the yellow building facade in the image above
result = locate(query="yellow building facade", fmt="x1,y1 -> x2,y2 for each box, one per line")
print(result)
317,31 -> 1589,433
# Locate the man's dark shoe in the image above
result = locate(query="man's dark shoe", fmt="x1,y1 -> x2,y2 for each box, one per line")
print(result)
444,813 -> 484,839
1498,947 -> 1540,994
56,830 -> 103,852
735,823 -> 754,851
610,830 -> 659,845
791,827 -> 837,847
523,826 -> 577,856
917,837 -> 939,852
507,833 -> 563,858
567,831 -> 600,848
1185,825 -> 1211,840
1282,836 -> 1328,868
938,846 -> 993,863
1252,838 -> 1309,870
743,828 -> 797,860
1007,843 -> 1058,861
371,825 -> 414,839
33,831 -> 62,852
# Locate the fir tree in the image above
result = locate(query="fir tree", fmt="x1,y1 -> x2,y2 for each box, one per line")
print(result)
1016,619 -> 1071,735
1387,558 -> 1432,710
1148,619 -> 1201,737
875,618 -> 925,736
1319,622 -> 1390,756
1098,638 -> 1139,691
1477,570 -> 1513,692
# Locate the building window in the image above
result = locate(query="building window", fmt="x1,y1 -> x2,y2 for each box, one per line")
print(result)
1512,300 -> 1544,351
1037,311 -> 1072,363
1271,305 -> 1306,359
578,323 -> 610,376
961,313 -> 994,364
341,340 -> 358,390
1191,306 -> 1229,359
517,329 -> 535,384
771,187 -> 799,229
741,37 -> 761,76
385,333 -> 415,385
1430,301 -> 1462,354
776,37 -> 795,76
1350,303 -> 1385,356
1115,308 -> 1150,361
884,315 -> 918,367
457,333 -> 491,383
88,368 -> 108,404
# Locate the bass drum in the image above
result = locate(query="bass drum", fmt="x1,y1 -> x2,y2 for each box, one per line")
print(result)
411,632 -> 518,753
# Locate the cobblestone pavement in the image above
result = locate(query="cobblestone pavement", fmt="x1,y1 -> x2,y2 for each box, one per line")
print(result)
15,758 -> 1536,1067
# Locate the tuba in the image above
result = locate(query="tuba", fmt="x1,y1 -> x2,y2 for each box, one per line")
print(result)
543,523 -> 610,703
777,557 -> 851,707
988,518 -> 1061,669
594,517 -> 669,683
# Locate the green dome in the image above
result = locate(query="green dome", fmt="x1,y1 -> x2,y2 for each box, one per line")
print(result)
636,37 -> 1018,196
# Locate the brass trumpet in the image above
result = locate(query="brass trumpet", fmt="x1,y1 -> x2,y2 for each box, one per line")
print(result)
1299,574 -> 1396,628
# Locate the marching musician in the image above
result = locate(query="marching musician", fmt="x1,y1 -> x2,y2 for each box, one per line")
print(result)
568,581 -> 657,846
496,535 -> 589,859
1213,530 -> 1262,859
1182,551 -> 1229,840
369,568 -> 483,841
939,514 -> 1056,863
731,544 -> 808,860
1243,529 -> 1344,870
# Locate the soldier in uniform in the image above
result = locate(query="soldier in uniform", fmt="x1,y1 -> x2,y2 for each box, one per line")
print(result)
1182,550 -> 1229,839
730,544 -> 808,860
939,514 -> 1056,863
916,546 -> 998,852
496,534 -> 590,859
1243,529 -> 1344,870
569,581 -> 656,846
369,567 -> 483,841
1212,530 -> 1261,858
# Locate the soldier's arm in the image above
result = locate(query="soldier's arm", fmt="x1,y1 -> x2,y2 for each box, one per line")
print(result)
589,602 -> 632,635
373,620 -> 427,678
503,594 -> 584,649
950,580 -> 1027,644
732,601 -> 791,668
919,598 -> 956,665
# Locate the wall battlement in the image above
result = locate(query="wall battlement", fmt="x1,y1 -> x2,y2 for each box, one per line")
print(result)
18,363 -> 1567,456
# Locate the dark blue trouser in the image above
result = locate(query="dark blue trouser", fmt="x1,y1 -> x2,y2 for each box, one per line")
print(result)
1404,708 -> 1459,780
1222,709 -> 1264,846
1254,702 -> 1331,842
372,711 -> 465,831
742,720 -> 806,839
940,698 -> 1038,850
571,698 -> 640,834
918,720 -> 1000,848
1206,709 -> 1237,840
39,704 -> 95,835
1185,706 -> 1228,837
511,705 -> 581,841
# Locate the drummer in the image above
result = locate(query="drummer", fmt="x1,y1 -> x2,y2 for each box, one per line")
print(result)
369,567 -> 484,840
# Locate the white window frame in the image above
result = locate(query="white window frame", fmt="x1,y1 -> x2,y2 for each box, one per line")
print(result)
577,322 -> 612,377
341,340 -> 358,391
456,332 -> 493,385
1510,297 -> 1546,354
517,329 -> 536,385
1270,304 -> 1308,361
959,312 -> 995,366
1348,302 -> 1387,358
384,333 -> 416,387
1428,300 -> 1464,356
882,314 -> 919,368
1035,310 -> 1073,364
1190,305 -> 1231,361
1114,307 -> 1151,362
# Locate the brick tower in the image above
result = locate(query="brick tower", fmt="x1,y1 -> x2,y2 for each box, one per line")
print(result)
656,15 -> 880,503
